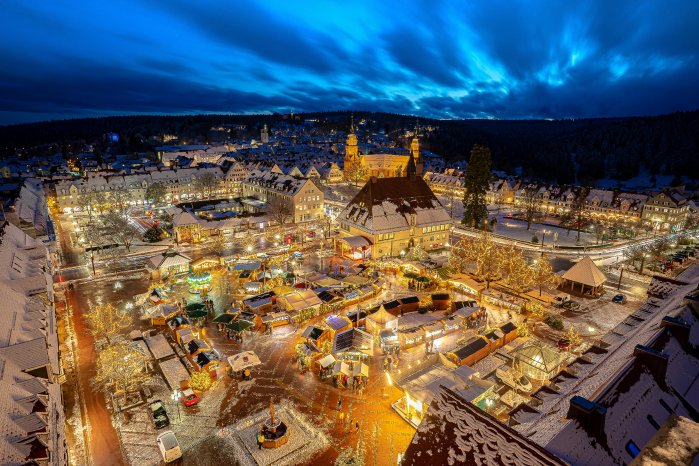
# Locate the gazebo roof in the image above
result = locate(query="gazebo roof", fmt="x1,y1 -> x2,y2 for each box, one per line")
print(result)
561,256 -> 606,287
513,344 -> 563,373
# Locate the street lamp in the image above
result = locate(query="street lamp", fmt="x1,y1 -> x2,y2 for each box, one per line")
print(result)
640,253 -> 649,274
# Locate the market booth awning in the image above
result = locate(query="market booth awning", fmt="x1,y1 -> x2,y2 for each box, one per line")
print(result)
339,236 -> 373,248
185,302 -> 206,312
227,351 -> 261,372
187,309 -> 208,318
333,362 -> 352,376
228,320 -> 254,333
212,313 -> 235,323
353,363 -> 369,378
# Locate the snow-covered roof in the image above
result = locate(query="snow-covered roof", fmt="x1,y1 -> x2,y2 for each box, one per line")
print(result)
402,386 -> 567,466
561,256 -> 607,287
338,176 -> 451,234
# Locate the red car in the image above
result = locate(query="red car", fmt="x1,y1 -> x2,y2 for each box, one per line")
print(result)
179,388 -> 200,407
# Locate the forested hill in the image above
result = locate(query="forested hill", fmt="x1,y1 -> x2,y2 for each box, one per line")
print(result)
1,110 -> 697,185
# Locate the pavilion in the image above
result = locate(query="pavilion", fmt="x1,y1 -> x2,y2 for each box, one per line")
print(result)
561,256 -> 607,297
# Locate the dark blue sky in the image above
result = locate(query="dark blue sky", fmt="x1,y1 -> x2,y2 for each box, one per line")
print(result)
1,0 -> 698,125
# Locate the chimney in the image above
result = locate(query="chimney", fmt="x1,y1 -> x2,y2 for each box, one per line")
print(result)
661,316 -> 691,346
633,344 -> 669,386
567,396 -> 607,437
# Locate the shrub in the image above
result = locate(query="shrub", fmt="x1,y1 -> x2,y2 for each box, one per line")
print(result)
143,226 -> 162,242
544,313 -> 564,331
532,235 -> 539,243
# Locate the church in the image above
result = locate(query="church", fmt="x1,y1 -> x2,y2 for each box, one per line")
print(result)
343,125 -> 423,181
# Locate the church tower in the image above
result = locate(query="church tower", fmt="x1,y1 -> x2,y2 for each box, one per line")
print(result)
410,130 -> 423,176
260,124 -> 269,143
344,116 -> 360,179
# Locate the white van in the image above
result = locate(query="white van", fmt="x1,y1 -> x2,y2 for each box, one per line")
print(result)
553,293 -> 571,306
157,431 -> 182,463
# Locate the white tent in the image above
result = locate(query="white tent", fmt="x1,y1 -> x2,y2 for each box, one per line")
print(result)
227,351 -> 262,372
319,354 -> 336,368
333,361 -> 351,376
366,305 -> 399,334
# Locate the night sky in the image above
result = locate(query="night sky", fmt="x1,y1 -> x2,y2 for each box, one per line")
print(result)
1,0 -> 698,125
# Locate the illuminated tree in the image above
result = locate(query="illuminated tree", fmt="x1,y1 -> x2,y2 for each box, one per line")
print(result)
521,300 -> 544,319
94,342 -> 150,394
563,325 -> 582,347
344,162 -> 368,187
531,254 -> 556,296
408,244 -> 428,261
189,371 -> 213,392
84,302 -> 131,341
499,245 -> 533,292
207,234 -> 228,257
467,233 -> 501,287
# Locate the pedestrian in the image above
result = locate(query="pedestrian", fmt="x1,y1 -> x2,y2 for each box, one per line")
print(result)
339,410 -> 345,423
345,415 -> 352,432
256,431 -> 265,450
337,396 -> 342,411
355,421 -> 360,433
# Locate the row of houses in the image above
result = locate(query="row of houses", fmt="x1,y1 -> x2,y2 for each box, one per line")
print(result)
424,169 -> 694,231
0,221 -> 67,465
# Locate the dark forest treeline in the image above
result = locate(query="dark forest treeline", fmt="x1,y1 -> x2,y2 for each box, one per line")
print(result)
1,110 -> 697,184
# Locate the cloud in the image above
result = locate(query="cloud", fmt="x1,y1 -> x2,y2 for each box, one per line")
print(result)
0,0 -> 698,124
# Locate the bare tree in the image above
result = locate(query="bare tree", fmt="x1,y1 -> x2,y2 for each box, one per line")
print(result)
77,191 -> 98,222
520,188 -> 540,231
561,188 -> 589,242
195,172 -> 218,199
268,197 -> 293,226
82,222 -> 107,275
103,212 -> 138,252
145,182 -> 167,206
108,187 -> 133,216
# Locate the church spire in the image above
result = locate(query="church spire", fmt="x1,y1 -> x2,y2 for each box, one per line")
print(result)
410,121 -> 422,177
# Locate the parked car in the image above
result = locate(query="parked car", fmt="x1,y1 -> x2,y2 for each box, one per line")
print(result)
148,400 -> 170,429
306,230 -> 316,238
553,293 -> 571,306
156,431 -> 182,463
612,294 -> 626,304
558,338 -> 571,351
179,388 -> 200,407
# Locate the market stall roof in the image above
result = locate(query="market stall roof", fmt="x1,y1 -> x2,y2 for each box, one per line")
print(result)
232,261 -> 261,271
146,303 -> 179,319
315,277 -> 342,288
333,361 -> 352,376
158,357 -> 190,390
326,315 -> 352,331
366,305 -> 398,326
185,302 -> 206,312
301,325 -> 324,341
339,235 -> 372,248
144,333 -> 175,360
319,354 -> 336,368
148,251 -> 192,271
148,287 -> 168,304
212,313 -> 235,323
281,289 -> 323,311
228,320 -> 254,333
227,351 -> 261,372
341,275 -> 370,286
561,256 -> 607,288
187,309 -> 207,318
353,363 -> 369,378
261,311 -> 289,324
196,351 -> 220,368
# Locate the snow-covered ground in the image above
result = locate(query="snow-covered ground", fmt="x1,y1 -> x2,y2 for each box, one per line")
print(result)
489,214 -> 598,247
